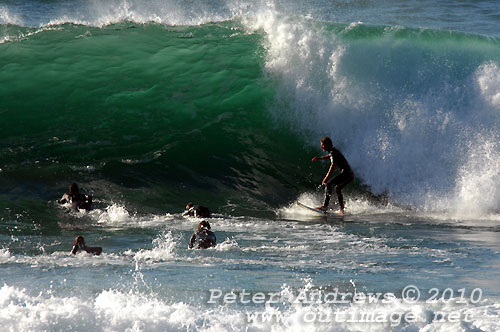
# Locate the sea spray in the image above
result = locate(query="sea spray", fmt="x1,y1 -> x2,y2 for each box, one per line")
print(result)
243,12 -> 500,213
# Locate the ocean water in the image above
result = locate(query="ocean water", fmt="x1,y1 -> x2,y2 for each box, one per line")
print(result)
1,0 -> 500,331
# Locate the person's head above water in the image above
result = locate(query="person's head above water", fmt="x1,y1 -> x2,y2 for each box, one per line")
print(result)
71,235 -> 102,255
74,235 -> 85,247
320,136 -> 333,152
185,202 -> 194,210
69,183 -> 80,194
198,220 -> 211,230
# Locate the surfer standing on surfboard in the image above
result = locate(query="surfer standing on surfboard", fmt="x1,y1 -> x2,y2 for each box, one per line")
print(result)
312,136 -> 354,215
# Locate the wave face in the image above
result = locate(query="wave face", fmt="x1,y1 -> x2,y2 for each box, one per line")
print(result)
0,21 -> 300,216
1,11 -> 500,217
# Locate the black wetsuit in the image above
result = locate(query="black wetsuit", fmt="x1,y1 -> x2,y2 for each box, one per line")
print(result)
324,147 -> 354,210
183,205 -> 211,218
71,244 -> 102,255
60,193 -> 92,210
189,229 -> 216,249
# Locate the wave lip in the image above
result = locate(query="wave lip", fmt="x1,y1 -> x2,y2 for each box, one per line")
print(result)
0,0 -> 241,28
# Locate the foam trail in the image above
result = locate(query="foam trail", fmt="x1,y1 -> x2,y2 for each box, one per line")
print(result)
279,191 -> 404,218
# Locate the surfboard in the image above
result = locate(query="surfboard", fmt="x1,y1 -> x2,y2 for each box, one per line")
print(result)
296,201 -> 327,215
296,201 -> 345,217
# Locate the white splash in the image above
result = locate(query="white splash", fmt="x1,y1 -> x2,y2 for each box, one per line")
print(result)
130,231 -> 177,262
243,9 -> 500,216
90,203 -> 133,224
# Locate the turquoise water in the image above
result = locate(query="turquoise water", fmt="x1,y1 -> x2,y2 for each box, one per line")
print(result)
1,1 -> 500,331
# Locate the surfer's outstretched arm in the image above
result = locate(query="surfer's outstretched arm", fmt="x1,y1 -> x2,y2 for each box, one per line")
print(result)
312,155 -> 330,162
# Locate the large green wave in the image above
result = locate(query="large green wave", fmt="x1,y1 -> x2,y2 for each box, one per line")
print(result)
1,20 -> 500,224
0,22 -> 318,219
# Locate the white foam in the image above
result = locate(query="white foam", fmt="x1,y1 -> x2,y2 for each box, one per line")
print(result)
345,198 -> 406,215
90,203 -> 133,224
242,9 -> 500,216
213,237 -> 240,251
1,0 -> 238,28
0,248 -> 10,260
94,289 -> 199,331
452,135 -> 500,216
0,250 -> 127,268
1,284 -> 498,331
0,26 -> 62,44
129,231 -> 177,262
476,61 -> 500,108
279,192 -> 404,218
0,5 -> 23,26
80,202 -> 183,228
279,192 -> 324,218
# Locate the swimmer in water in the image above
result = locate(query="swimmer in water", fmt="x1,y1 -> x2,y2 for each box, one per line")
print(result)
182,202 -> 211,218
71,236 -> 102,256
188,220 -> 216,249
59,183 -> 92,210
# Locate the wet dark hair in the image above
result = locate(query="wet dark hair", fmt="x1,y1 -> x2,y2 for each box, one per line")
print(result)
185,202 -> 194,210
321,136 -> 333,151
69,183 -> 80,194
198,220 -> 211,230
74,236 -> 85,246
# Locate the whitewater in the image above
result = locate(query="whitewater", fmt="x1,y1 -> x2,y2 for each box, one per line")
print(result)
1,0 -> 500,331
